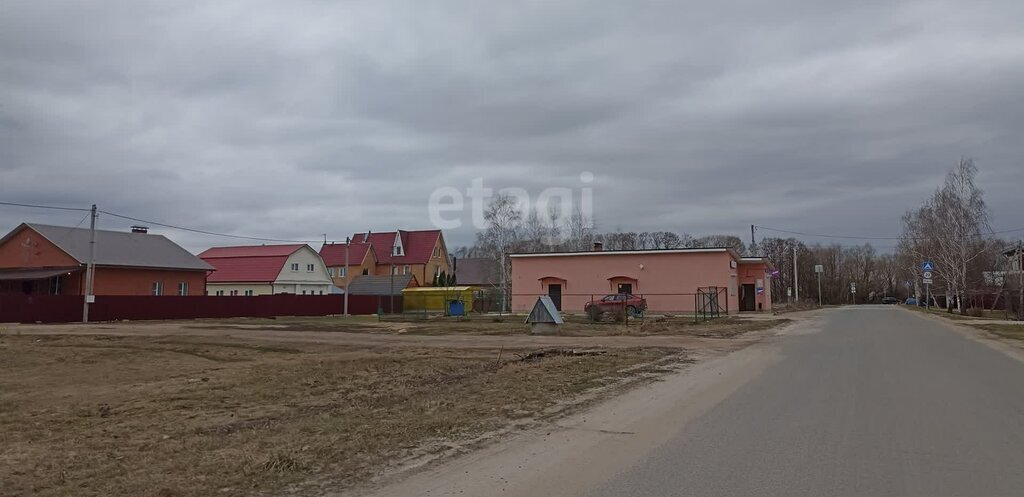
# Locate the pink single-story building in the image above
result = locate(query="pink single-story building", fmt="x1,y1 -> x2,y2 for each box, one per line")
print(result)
510,245 -> 772,313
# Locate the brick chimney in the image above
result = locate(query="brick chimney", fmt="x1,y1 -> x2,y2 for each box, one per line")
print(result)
593,241 -> 604,251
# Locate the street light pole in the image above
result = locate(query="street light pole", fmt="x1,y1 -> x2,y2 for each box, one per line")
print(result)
344,236 -> 350,316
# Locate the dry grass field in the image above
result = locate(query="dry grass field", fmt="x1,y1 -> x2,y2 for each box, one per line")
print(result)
0,332 -> 684,497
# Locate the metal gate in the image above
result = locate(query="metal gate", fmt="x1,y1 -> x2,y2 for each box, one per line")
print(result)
696,286 -> 724,321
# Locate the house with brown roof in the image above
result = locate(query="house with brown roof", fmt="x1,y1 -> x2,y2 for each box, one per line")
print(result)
453,257 -> 500,287
350,230 -> 450,286
198,244 -> 334,296
319,240 -> 378,290
0,223 -> 211,296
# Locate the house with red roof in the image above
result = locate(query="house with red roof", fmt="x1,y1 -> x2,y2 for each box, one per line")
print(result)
318,240 -> 379,291
350,229 -> 450,286
198,244 -> 334,296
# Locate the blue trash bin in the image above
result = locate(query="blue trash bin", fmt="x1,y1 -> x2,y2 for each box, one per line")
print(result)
448,300 -> 465,316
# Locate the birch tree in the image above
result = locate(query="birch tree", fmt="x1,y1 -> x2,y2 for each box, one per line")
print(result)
899,159 -> 992,313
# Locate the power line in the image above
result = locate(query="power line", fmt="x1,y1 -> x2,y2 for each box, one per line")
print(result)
98,210 -> 321,244
0,201 -> 91,212
1,200 -> 323,243
755,225 -> 1024,242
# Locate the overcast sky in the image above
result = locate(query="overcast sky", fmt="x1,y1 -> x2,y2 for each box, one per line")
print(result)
2,0 -> 1022,252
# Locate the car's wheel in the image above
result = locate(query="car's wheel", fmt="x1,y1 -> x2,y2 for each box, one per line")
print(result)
626,305 -> 640,317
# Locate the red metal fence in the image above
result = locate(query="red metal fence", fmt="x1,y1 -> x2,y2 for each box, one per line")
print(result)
0,294 -> 403,324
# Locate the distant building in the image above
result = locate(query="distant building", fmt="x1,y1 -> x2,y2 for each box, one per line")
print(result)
510,244 -> 772,313
319,241 -> 378,290
345,274 -> 419,296
350,230 -> 450,285
453,257 -> 500,287
1005,246 -> 1023,273
0,223 -> 211,296
198,244 -> 333,296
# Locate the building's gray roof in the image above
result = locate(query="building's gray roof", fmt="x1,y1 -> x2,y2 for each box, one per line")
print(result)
454,257 -> 500,286
346,274 -> 417,296
11,223 -> 213,271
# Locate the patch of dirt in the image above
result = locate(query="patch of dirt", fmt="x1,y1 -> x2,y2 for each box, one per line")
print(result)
0,334 -> 683,497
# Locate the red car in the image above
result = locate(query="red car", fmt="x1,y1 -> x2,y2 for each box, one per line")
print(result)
585,293 -> 647,317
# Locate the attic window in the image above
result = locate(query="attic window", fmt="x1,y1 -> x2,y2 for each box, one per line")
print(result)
433,247 -> 440,257
394,246 -> 403,256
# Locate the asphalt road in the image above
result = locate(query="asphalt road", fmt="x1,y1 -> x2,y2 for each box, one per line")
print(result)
589,306 -> 1024,497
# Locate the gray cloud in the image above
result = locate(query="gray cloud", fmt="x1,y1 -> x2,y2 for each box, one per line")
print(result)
2,0 -> 1022,252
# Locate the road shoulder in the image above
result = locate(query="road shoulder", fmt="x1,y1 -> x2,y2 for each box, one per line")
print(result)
350,318 -> 807,497
898,306 -> 1024,363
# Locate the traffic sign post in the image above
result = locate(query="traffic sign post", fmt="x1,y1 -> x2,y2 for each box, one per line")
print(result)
922,261 -> 935,309
814,265 -> 823,307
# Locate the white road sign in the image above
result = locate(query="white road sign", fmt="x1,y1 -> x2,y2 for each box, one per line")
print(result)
923,278 -> 934,284
923,271 -> 933,279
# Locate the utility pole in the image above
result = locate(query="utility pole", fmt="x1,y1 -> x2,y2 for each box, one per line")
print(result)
343,236 -> 350,316
390,263 -> 395,313
750,225 -> 756,254
1018,240 -> 1023,320
82,204 -> 97,323
793,244 -> 799,302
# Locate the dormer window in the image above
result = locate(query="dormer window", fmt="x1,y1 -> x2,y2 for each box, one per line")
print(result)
392,232 -> 405,256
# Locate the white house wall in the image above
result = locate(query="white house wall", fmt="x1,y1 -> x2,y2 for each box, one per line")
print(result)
206,283 -> 274,296
273,246 -> 335,295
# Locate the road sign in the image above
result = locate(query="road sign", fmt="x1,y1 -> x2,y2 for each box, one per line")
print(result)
922,261 -> 934,272
923,271 -> 933,279
850,282 -> 856,294
814,264 -> 823,273
923,278 -> 934,284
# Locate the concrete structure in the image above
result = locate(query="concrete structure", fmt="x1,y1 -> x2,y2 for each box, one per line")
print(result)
510,247 -> 772,313
199,244 -> 334,296
351,229 -> 450,285
319,241 -> 378,291
0,223 -> 210,296
526,295 -> 564,335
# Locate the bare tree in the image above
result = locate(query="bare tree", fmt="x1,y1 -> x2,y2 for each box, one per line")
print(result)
562,206 -> 595,251
899,159 -> 993,313
475,193 -> 525,311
